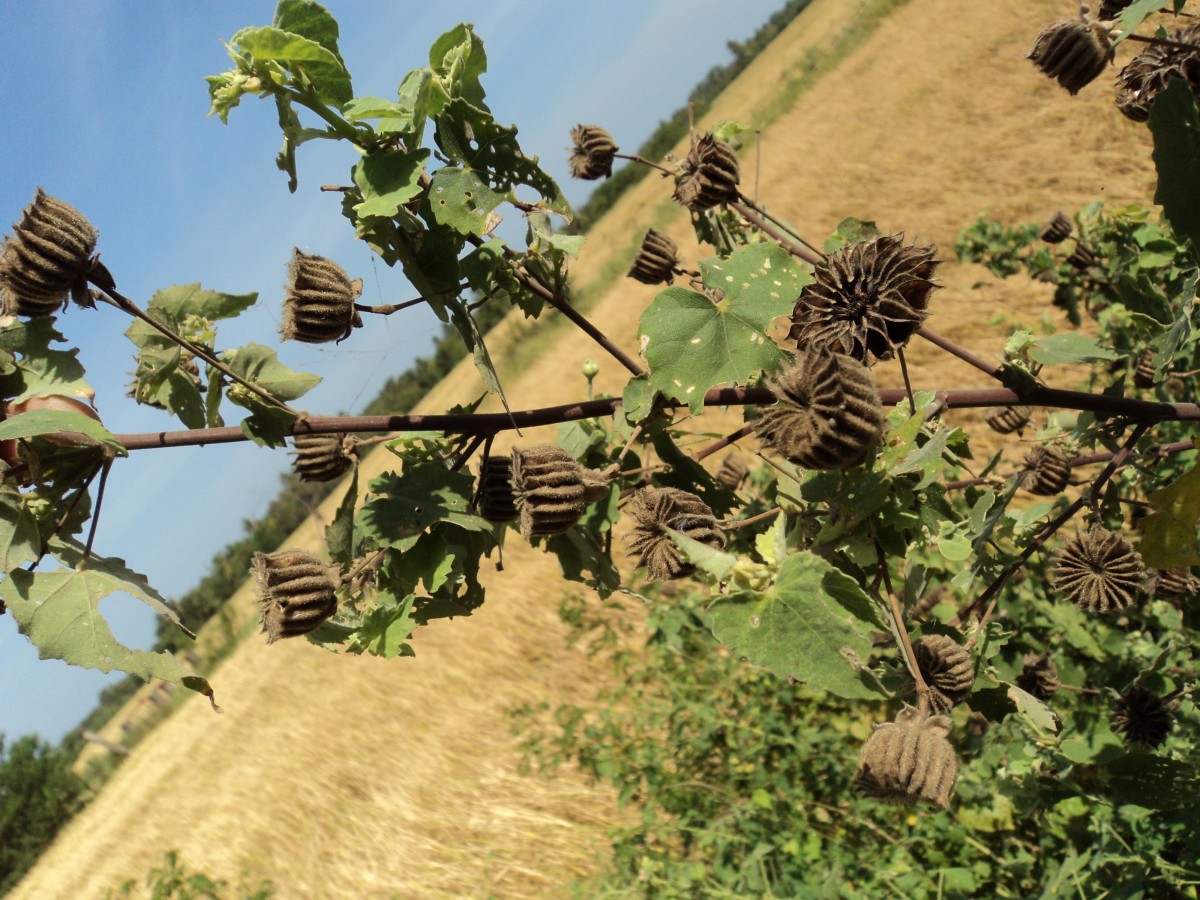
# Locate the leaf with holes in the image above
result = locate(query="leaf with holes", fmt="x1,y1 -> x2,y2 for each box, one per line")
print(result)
639,244 -> 806,413
428,166 -> 506,234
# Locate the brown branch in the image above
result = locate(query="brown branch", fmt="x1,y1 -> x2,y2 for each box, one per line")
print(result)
917,327 -> 1004,380
728,200 -> 824,266
877,545 -> 930,717
721,507 -> 780,530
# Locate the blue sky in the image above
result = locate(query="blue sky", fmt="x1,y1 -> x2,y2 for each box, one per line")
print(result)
0,0 -> 788,743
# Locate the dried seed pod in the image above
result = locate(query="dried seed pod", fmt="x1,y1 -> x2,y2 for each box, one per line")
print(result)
1133,348 -> 1158,389
252,549 -> 338,643
626,486 -> 725,581
1019,446 -> 1072,496
1066,244 -> 1096,270
789,235 -> 939,364
1050,526 -> 1145,613
673,132 -> 740,211
511,444 -> 587,538
627,229 -> 681,285
985,405 -> 1033,435
280,249 -> 364,344
1150,567 -> 1200,602
1115,24 -> 1200,122
1164,375 -> 1187,398
716,454 -> 750,491
854,706 -> 958,808
1111,686 -> 1173,748
291,432 -> 353,483
477,454 -> 518,523
1098,0 -> 1134,18
1016,652 -> 1060,701
909,586 -> 947,623
1027,18 -> 1114,95
1040,211 -> 1073,244
567,124 -> 619,180
754,346 -> 885,471
913,635 -> 974,712
0,189 -> 99,315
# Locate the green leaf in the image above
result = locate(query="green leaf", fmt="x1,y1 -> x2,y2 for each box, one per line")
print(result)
272,0 -> 346,65
358,464 -> 491,547
621,374 -> 658,425
429,23 -> 488,107
229,24 -> 351,106
666,528 -> 738,581
824,217 -> 881,254
224,343 -> 321,401
0,318 -> 92,404
0,486 -> 39,573
1027,332 -> 1118,366
0,409 -> 123,455
1151,78 -> 1200,261
1006,682 -> 1061,734
1116,0 -> 1181,45
137,283 -> 257,329
707,553 -> 888,700
1140,456 -> 1200,567
639,244 -> 805,413
352,148 -> 430,219
325,466 -> 358,569
428,166 -> 506,234
1106,753 -> 1200,810
348,592 -> 416,659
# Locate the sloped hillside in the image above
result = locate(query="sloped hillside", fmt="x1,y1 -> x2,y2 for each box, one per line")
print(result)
16,0 -> 1161,896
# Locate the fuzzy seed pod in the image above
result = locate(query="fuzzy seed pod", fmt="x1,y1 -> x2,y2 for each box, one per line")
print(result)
0,189 -> 99,315
755,346 -> 885,471
985,405 -> 1033,435
854,707 -> 958,808
291,432 -> 353,483
909,586 -> 947,623
252,549 -> 338,643
1111,686 -> 1173,748
627,229 -> 681,285
567,125 -> 619,180
477,455 -> 518,523
626,486 -> 725,581
1040,211 -> 1073,244
673,133 -> 740,211
1115,24 -> 1200,122
1019,446 -> 1072,496
1016,652 -> 1060,701
1066,244 -> 1096,270
1133,348 -> 1158,389
716,454 -> 750,491
1027,18 -> 1114,95
913,635 -> 974,712
280,249 -> 364,344
1164,375 -> 1187,398
789,235 -> 939,364
510,445 -> 605,538
1098,0 -> 1133,18
1150,567 -> 1200,602
1050,526 -> 1145,613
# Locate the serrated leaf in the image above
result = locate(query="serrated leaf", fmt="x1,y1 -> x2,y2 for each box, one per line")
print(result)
1151,79 -> 1200,261
272,0 -> 346,65
359,464 -> 491,547
639,244 -> 805,413
325,466 -> 358,569
229,24 -> 351,106
1027,332 -> 1118,365
621,374 -> 657,424
134,283 -> 257,332
0,486 -> 39,573
348,592 -> 416,659
666,527 -> 738,580
429,23 -> 488,107
543,527 -> 621,599
707,553 -> 888,700
352,148 -> 430,219
1116,0 -> 1181,45
0,318 -> 92,403
1006,682 -> 1061,734
1140,457 -> 1200,567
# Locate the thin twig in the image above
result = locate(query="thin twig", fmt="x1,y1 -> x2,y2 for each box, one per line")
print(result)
612,152 -> 676,177
917,326 -> 1004,381
339,547 -> 387,587
877,544 -> 930,716
355,297 -> 429,316
897,349 -> 916,416
693,424 -> 756,463
721,507 -> 780,530
81,459 -> 113,565
734,194 -> 826,261
729,200 -> 824,265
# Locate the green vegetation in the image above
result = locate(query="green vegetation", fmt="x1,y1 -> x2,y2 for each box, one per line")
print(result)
104,850 -> 274,900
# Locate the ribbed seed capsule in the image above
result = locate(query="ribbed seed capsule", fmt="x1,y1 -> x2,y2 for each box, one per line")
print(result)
673,133 -> 740,211
754,346 -> 885,471
627,229 -> 681,285
1040,211 -> 1073,244
280,249 -> 364,344
477,455 -> 518,523
913,635 -> 974,713
291,433 -> 353,483
510,445 -> 605,538
625,486 -> 725,581
1050,526 -> 1145,613
1027,18 -> 1114,95
567,125 -> 619,180
1016,652 -> 1060,701
716,454 -> 750,491
1150,567 -> 1200,602
789,235 -> 939,364
985,405 -> 1033,435
1019,446 -> 1072,496
1066,244 -> 1095,270
1133,348 -> 1158,389
0,188 -> 98,315
854,707 -> 958,808
1115,24 -> 1200,122
1111,686 -> 1172,748
252,549 -> 338,643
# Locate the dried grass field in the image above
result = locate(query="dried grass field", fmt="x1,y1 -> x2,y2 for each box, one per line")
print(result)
16,0 -> 1161,896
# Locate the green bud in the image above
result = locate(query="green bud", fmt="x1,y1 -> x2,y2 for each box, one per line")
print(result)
582,358 -> 600,380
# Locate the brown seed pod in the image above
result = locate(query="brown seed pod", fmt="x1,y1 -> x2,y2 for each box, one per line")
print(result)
1050,526 -> 1145,613
1066,244 -> 1096,270
1133,348 -> 1158,389
1040,211 -> 1073,244
476,454 -> 518,523
1115,24 -> 1200,122
716,454 -> 750,491
1018,446 -> 1072,496
985,405 -> 1033,435
673,132 -> 740,211
280,249 -> 364,344
909,585 -> 947,624
1111,686 -> 1173,748
1150,567 -> 1200,602
789,235 -> 939,364
1016,652 -> 1060,701
510,445 -> 590,538
252,549 -> 338,643
1027,18 -> 1114,95
291,432 -> 353,483
913,635 -> 974,712
627,229 -> 681,285
1164,375 -> 1187,398
1098,0 -> 1134,18
567,124 -> 619,180
0,189 -> 99,316
754,346 -> 885,471
854,706 -> 958,808
625,486 -> 725,581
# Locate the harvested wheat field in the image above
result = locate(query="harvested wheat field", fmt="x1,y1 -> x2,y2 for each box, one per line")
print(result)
17,0 -> 1163,896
